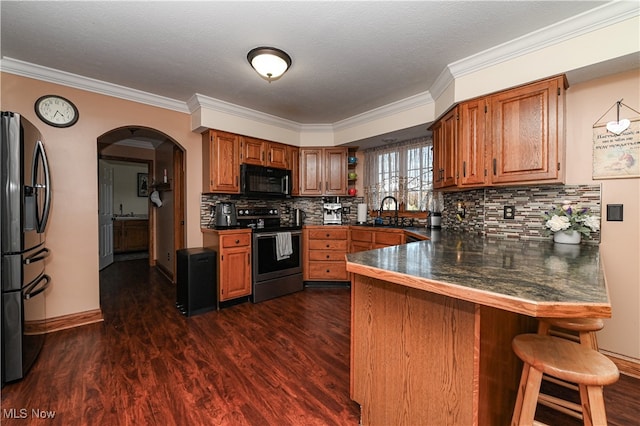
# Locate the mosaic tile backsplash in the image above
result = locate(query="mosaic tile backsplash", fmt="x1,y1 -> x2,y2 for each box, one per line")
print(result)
442,184 -> 601,242
200,184 -> 601,242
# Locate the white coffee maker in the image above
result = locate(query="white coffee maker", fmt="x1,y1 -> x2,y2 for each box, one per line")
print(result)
323,203 -> 342,225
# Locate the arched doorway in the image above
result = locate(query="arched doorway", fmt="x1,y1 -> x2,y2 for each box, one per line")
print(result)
97,126 -> 185,283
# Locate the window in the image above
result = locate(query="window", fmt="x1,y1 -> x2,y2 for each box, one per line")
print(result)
363,137 -> 433,211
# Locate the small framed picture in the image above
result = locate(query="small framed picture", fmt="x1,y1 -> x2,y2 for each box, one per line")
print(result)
137,173 -> 149,197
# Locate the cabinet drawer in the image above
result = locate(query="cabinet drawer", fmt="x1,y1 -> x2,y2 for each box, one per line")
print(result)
351,230 -> 372,242
375,232 -> 404,246
221,233 -> 251,248
308,229 -> 348,240
307,262 -> 348,280
309,250 -> 346,262
308,239 -> 348,251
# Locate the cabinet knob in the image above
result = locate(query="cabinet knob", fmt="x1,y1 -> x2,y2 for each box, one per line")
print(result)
326,244 -> 330,248
326,255 -> 330,259
326,269 -> 330,273
235,239 -> 240,244
326,233 -> 330,237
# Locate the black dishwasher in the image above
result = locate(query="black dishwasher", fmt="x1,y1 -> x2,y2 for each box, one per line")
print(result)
176,248 -> 217,316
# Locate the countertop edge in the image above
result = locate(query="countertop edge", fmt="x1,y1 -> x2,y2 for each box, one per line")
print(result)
345,260 -> 611,318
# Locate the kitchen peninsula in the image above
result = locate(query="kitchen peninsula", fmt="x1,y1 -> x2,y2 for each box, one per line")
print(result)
346,235 -> 610,425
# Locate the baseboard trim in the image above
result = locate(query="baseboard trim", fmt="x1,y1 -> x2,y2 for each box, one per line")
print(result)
156,263 -> 174,283
26,309 -> 105,334
603,350 -> 640,379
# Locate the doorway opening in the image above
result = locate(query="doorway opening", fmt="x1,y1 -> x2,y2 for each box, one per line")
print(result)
97,126 -> 185,283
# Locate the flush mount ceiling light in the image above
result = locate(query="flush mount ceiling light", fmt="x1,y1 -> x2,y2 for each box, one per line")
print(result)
247,47 -> 292,82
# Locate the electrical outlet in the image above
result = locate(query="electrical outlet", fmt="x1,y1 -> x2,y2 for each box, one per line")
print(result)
504,205 -> 515,220
342,206 -> 351,214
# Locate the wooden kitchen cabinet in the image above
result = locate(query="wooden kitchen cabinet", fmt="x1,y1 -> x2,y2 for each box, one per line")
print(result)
299,147 -> 348,196
287,145 -> 300,195
431,107 -> 458,189
431,74 -> 567,190
458,98 -> 489,187
203,229 -> 252,302
202,129 -> 240,193
349,226 -> 405,252
303,226 -> 349,281
113,219 -> 148,253
241,137 -> 289,169
490,75 -> 566,184
240,136 -> 265,166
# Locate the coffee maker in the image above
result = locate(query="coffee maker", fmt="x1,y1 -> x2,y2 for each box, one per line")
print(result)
323,203 -> 342,225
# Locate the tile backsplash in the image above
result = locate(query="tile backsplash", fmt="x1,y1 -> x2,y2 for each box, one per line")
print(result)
200,184 -> 601,242
442,184 -> 601,242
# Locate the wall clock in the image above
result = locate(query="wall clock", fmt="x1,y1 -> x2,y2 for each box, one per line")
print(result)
34,95 -> 79,128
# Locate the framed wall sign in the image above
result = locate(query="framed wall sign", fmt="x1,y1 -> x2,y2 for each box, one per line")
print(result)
137,173 -> 149,197
592,118 -> 640,179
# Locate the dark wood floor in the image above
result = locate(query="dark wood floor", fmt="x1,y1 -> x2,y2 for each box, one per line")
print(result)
3,259 -> 639,425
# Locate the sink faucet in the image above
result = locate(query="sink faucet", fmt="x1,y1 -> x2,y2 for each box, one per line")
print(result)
379,196 -> 399,225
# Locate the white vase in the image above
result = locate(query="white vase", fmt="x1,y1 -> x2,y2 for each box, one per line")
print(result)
553,230 -> 581,245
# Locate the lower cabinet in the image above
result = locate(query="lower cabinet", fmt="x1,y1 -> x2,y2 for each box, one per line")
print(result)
350,226 -> 406,252
113,219 -> 148,253
203,229 -> 252,302
303,226 -> 349,281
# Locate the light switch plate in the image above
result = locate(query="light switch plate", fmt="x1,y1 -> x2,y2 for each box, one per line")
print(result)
606,204 -> 623,221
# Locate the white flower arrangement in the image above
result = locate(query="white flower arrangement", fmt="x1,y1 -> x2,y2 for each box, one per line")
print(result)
542,201 -> 600,238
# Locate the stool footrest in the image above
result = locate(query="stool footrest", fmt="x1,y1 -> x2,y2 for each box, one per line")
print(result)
538,393 -> 583,419
543,374 -> 579,392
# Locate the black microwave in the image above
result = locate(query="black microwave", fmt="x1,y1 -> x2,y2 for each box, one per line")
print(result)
240,164 -> 291,198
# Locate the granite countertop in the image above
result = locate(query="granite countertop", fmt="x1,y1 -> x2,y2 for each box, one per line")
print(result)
345,233 -> 610,318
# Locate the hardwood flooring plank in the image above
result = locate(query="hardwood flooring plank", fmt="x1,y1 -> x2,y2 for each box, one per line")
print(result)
2,258 -> 637,425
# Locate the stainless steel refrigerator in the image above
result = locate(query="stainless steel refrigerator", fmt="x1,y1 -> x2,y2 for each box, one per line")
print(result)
1,111 -> 52,385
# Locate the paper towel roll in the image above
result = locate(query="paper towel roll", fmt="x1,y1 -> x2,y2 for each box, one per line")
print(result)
357,203 -> 368,223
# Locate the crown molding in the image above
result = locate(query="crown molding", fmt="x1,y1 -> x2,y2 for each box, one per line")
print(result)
333,91 -> 434,132
0,57 -> 189,113
447,0 -> 640,79
187,93 -> 301,132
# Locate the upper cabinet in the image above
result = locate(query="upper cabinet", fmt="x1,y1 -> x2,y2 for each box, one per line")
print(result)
299,147 -> 348,196
431,75 -> 567,190
490,76 -> 566,184
240,136 -> 288,169
287,145 -> 300,196
432,107 -> 458,189
202,130 -> 240,194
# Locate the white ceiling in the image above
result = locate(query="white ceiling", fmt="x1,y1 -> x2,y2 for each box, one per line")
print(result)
1,1 -> 636,146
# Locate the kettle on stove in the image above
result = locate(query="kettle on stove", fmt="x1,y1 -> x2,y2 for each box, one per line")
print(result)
214,202 -> 238,227
292,208 -> 306,227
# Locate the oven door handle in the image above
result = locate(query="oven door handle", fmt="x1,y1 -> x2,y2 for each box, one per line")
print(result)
254,231 -> 301,238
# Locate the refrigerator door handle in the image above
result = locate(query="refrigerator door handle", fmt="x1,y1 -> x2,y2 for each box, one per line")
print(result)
24,274 -> 51,300
32,139 -> 51,233
23,247 -> 50,264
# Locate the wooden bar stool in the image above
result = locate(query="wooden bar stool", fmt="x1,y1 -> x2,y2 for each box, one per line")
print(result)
511,334 -> 619,426
537,317 -> 604,420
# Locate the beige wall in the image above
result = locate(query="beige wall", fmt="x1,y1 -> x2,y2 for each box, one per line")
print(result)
2,66 -> 639,360
1,73 -> 202,319
565,69 -> 640,359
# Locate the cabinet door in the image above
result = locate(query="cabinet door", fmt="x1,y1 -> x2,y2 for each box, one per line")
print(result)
266,143 -> 288,169
202,130 -> 240,193
299,148 -> 323,195
459,99 -> 488,187
287,145 -> 300,196
432,107 -> 458,189
124,220 -> 149,251
113,221 -> 124,253
324,148 -> 348,195
241,136 -> 265,166
220,246 -> 251,301
490,77 -> 563,184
